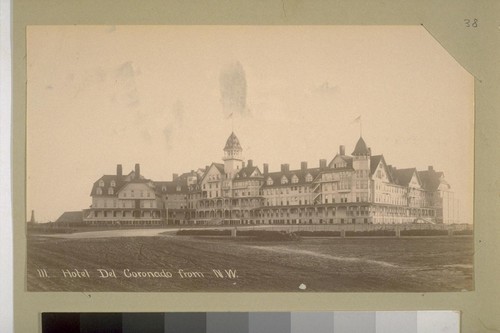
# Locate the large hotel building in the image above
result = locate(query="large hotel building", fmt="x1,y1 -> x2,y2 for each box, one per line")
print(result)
63,132 -> 458,226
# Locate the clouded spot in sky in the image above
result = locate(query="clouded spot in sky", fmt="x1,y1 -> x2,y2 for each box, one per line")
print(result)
219,61 -> 249,118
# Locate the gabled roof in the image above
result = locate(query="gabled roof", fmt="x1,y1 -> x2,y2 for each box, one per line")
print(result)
90,175 -> 125,196
418,169 -> 446,191
328,154 -> 353,168
200,163 -> 225,183
55,211 -> 83,224
370,155 -> 386,176
234,166 -> 263,181
392,168 -> 420,187
90,170 -> 152,196
262,167 -> 321,188
154,181 -> 189,195
352,137 -> 370,156
213,163 -> 225,174
224,132 -> 242,151
178,171 -> 199,181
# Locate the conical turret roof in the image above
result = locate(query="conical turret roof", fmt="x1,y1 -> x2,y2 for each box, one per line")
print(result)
352,136 -> 370,156
224,132 -> 242,151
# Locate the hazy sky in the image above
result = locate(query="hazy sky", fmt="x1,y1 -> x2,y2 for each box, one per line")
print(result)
27,26 -> 474,223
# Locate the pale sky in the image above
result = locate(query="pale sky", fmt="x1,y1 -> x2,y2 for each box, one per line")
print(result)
27,26 -> 474,223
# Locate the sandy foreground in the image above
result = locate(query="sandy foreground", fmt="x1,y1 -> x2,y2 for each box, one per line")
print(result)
27,232 -> 473,292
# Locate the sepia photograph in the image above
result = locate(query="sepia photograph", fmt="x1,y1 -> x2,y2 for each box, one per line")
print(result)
26,25 -> 474,292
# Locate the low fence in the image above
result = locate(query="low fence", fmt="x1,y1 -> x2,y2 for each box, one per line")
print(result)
241,223 -> 472,233
179,223 -> 473,238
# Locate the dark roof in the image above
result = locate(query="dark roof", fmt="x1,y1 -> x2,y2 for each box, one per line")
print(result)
199,163 -> 226,183
370,155 -> 384,176
262,168 -> 321,188
90,175 -> 126,196
91,171 -> 154,197
213,163 -> 225,174
154,181 -> 189,195
224,132 -> 242,151
328,154 -> 353,168
418,169 -> 445,191
55,211 -> 83,224
178,171 -> 199,181
352,137 -> 370,156
392,168 -> 418,186
234,166 -> 262,180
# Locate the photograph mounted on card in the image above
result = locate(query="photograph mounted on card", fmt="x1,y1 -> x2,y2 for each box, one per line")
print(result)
26,25 -> 474,292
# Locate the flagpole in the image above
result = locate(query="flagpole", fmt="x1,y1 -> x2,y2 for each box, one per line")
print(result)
360,116 -> 362,137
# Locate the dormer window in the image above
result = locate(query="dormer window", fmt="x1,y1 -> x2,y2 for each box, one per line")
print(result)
110,180 -> 116,187
176,186 -> 181,192
162,186 -> 166,192
267,177 -> 273,186
305,173 -> 313,182
281,176 -> 288,184
99,180 -> 104,187
96,188 -> 102,195
291,175 -> 298,184
108,188 -> 114,195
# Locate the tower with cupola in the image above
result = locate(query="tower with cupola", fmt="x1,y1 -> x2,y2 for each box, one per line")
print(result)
352,136 -> 371,171
223,132 -> 244,178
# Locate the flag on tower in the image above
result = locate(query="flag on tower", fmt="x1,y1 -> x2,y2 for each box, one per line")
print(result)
351,115 -> 361,124
351,115 -> 362,136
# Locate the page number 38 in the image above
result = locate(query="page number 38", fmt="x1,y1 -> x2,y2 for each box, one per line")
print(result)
464,18 -> 478,28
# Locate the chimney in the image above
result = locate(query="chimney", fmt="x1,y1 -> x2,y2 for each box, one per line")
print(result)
242,161 -> 246,168
135,163 -> 140,178
339,145 -> 345,156
368,147 -> 372,155
173,173 -> 179,181
247,159 -> 253,167
30,210 -> 35,223
428,166 -> 434,171
281,164 -> 289,172
263,163 -> 269,175
301,161 -> 307,170
320,159 -> 327,169
116,164 -> 123,177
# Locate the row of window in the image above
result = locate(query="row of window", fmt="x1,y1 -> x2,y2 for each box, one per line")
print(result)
94,200 -> 156,208
98,180 -> 116,187
266,173 -> 314,186
264,186 -> 310,196
121,190 -> 152,198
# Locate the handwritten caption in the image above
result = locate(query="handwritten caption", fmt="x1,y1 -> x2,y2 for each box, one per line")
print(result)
35,268 -> 238,279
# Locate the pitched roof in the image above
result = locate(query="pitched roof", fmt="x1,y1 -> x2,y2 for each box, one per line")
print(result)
262,167 -> 321,188
55,211 -> 83,224
235,166 -> 262,180
370,155 -> 384,176
213,163 -> 225,174
224,132 -> 242,151
352,137 -> 370,156
90,175 -> 126,196
199,163 -> 226,183
328,154 -> 353,168
418,169 -> 445,191
178,171 -> 198,181
392,168 -> 418,186
154,181 -> 189,194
